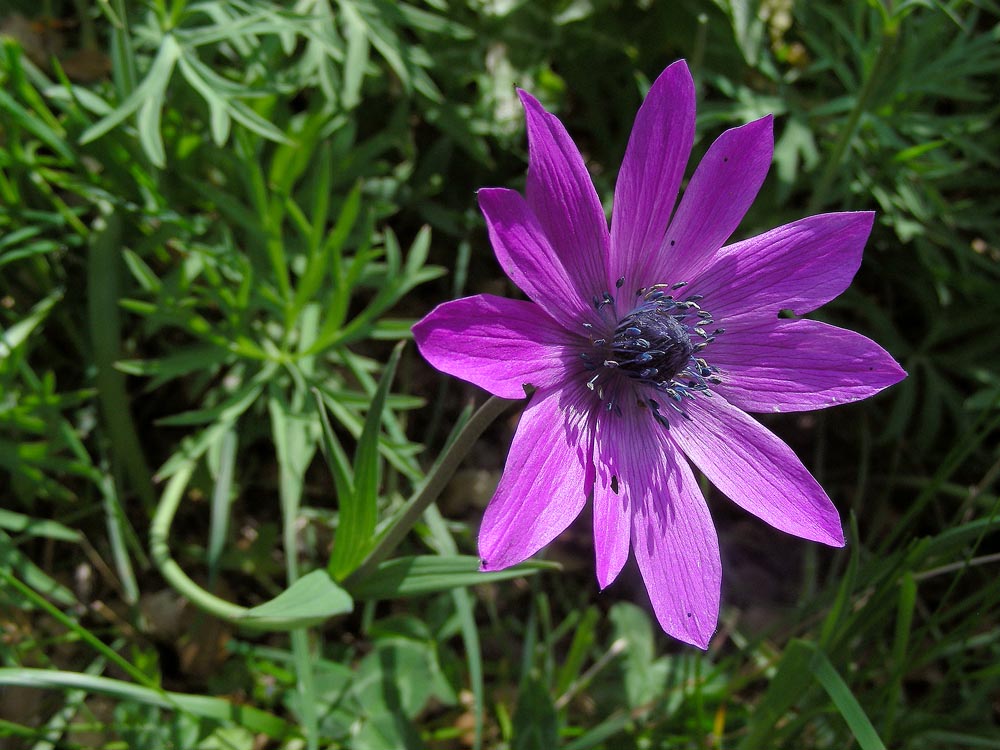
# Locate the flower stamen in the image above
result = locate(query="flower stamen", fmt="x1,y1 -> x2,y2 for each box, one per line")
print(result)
581,283 -> 723,424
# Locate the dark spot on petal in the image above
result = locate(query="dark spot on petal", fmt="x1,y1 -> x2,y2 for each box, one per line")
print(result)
610,475 -> 619,494
687,612 -> 692,618
670,239 -> 676,246
723,157 -> 729,162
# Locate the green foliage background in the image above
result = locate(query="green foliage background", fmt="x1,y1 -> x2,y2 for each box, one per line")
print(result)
0,0 -> 998,748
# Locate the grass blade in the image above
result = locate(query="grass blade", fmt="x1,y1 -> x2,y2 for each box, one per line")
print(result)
328,341 -> 404,579
0,669 -> 294,739
808,645 -> 887,750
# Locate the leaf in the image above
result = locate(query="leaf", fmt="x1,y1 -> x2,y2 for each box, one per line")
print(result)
313,389 -> 355,522
512,677 -> 558,750
240,570 -> 353,629
348,556 -> 557,600
0,669 -> 293,738
0,531 -> 76,606
0,510 -> 80,543
80,35 -> 181,161
327,341 -> 403,579
0,289 -> 62,359
737,639 -> 817,750
115,345 -> 230,390
0,88 -> 74,161
340,1 -> 370,109
807,646 -> 887,750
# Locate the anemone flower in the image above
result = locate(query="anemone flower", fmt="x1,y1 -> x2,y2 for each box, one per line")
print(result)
413,60 -> 905,647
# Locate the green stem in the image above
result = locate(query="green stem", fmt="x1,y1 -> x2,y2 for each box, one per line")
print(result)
807,18 -> 899,214
149,461 -> 249,621
345,395 -> 521,587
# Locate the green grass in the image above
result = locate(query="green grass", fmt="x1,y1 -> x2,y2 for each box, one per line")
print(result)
0,0 -> 998,748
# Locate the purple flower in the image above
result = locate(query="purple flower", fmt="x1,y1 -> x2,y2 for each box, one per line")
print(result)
413,60 -> 905,647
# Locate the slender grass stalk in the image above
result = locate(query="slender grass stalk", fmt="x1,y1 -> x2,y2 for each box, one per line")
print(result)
88,204 -> 157,514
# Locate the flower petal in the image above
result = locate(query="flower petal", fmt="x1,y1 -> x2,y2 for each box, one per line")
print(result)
479,386 -> 595,570
693,212 -> 874,322
412,294 -> 579,400
657,115 -> 774,286
610,61 -> 695,290
628,417 -> 722,649
668,394 -> 845,546
591,408 -> 637,589
711,318 -> 907,413
519,89 -> 611,300
479,187 -> 594,329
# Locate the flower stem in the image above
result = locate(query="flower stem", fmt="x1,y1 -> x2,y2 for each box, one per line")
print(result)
150,395 -> 522,619
345,395 -> 522,587
807,15 -> 899,213
149,460 -> 250,621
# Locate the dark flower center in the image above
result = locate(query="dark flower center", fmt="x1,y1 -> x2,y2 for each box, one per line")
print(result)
580,282 -> 724,423
610,307 -> 695,384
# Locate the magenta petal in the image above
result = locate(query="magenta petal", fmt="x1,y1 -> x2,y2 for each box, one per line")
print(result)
479,386 -> 595,570
412,295 -> 578,400
711,318 -> 908,413
610,61 -> 695,290
519,89 -> 611,300
629,422 -> 721,649
591,409 -> 637,589
479,187 -> 594,330
669,395 -> 846,546
658,115 -> 774,286
695,212 -> 874,322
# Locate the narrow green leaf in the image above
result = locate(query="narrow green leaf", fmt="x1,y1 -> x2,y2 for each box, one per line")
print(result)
0,669 -> 294,738
121,248 -> 162,292
404,224 -> 432,276
0,531 -> 76,606
313,388 -> 355,519
115,345 -> 229,385
555,607 -> 600,697
327,342 -> 403,579
808,646 -> 888,750
80,35 -> 180,148
340,0 -> 369,108
157,378 -> 263,427
0,289 -> 62,358
136,81 -> 166,167
512,677 -> 558,750
348,556 -> 556,600
240,570 -> 353,629
737,639 -> 816,750
0,88 -> 74,161
293,180 -> 362,317
0,510 -> 80,543
176,54 -> 232,145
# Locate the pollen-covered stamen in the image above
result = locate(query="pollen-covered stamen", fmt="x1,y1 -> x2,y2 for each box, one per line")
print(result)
581,284 -> 724,421
611,309 -> 694,383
